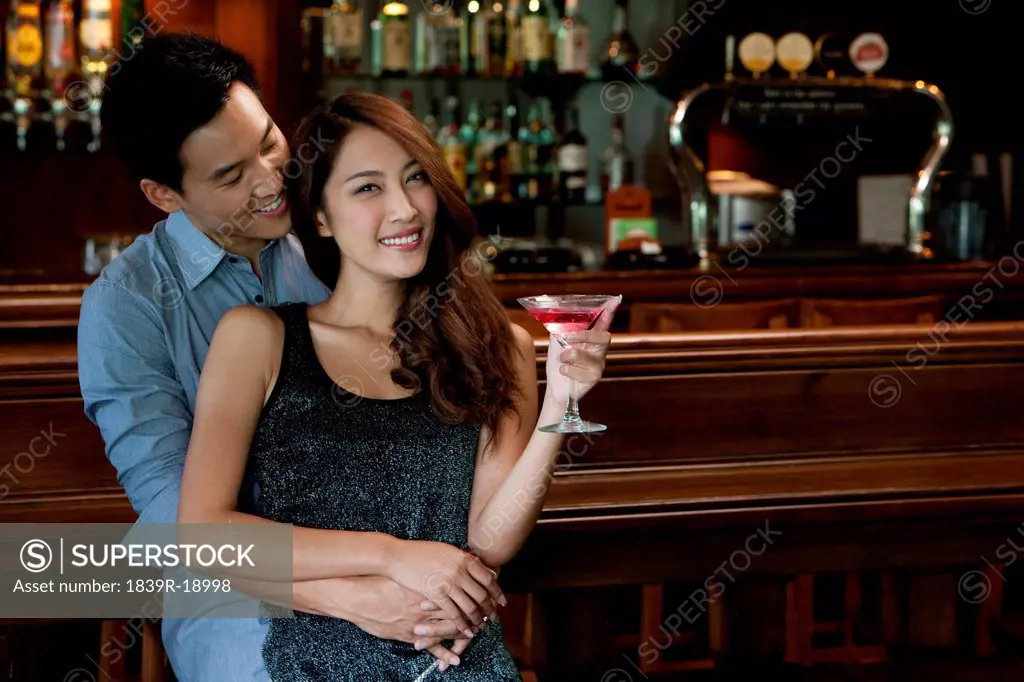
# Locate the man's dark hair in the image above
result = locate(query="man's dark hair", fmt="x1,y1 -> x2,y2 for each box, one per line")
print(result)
101,32 -> 260,193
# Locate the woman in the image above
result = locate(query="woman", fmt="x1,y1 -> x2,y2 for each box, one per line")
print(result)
178,92 -> 617,681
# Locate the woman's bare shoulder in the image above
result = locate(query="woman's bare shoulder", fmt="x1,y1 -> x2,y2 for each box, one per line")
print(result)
509,322 -> 538,360
211,305 -> 286,363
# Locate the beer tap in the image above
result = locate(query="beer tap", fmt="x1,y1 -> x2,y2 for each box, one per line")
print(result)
669,31 -> 953,265
50,98 -> 69,151
1,0 -> 107,152
10,97 -> 34,152
87,96 -> 103,153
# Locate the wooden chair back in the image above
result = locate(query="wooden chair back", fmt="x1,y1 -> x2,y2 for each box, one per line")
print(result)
801,295 -> 945,328
629,299 -> 802,333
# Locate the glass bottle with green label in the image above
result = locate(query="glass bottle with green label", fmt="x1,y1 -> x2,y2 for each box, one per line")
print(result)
121,0 -> 145,51
372,1 -> 411,76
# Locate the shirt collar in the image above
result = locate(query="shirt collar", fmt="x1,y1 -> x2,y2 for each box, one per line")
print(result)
165,210 -> 279,290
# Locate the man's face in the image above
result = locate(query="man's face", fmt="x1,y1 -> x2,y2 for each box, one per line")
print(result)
175,83 -> 291,245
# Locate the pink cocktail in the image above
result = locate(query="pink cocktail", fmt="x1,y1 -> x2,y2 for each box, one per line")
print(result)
517,294 -> 616,434
528,308 -> 603,335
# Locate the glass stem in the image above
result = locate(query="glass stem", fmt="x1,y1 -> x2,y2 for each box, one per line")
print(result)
563,378 -> 581,424
556,334 -> 582,424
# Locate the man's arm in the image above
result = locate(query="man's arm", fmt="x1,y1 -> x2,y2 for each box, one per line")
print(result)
78,280 -> 191,525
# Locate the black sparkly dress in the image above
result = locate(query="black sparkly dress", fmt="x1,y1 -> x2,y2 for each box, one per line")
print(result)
246,302 -> 522,681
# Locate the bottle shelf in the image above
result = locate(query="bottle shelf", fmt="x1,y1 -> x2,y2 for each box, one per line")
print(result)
466,196 -> 605,208
320,70 -> 672,102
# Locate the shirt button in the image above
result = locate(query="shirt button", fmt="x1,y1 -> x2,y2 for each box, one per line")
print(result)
255,295 -> 264,304
228,257 -> 238,264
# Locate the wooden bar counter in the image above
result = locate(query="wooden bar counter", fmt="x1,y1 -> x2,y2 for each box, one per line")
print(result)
2,263 -> 1024,679
6,261 -> 1024,333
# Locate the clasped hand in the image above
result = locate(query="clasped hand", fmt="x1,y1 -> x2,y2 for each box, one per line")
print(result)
384,540 -> 506,671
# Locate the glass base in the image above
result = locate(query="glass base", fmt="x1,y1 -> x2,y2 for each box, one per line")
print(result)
538,419 -> 608,434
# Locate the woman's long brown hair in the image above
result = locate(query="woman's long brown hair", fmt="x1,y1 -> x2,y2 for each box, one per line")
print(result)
287,92 -> 522,446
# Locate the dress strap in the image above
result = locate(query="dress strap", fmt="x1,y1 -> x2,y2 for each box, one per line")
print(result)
268,301 -> 321,387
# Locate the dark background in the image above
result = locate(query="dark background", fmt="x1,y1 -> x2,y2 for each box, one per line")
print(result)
0,0 -> 1018,281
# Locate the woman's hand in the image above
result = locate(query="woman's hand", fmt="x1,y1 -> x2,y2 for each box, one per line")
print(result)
384,539 -> 506,639
544,295 -> 620,407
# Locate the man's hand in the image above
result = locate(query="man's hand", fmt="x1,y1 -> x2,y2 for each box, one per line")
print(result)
292,576 -> 473,669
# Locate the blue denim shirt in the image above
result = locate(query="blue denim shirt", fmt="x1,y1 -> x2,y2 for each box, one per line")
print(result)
78,210 -> 330,681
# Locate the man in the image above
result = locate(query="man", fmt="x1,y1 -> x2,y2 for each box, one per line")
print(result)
78,32 -> 468,681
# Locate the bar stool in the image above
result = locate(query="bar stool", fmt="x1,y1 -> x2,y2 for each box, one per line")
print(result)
501,593 -> 544,681
785,294 -> 944,663
784,572 -> 898,665
637,582 -> 727,675
97,619 -> 166,682
626,300 -> 797,671
0,618 -> 165,682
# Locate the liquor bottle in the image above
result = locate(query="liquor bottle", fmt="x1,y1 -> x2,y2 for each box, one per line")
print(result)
472,101 -> 505,201
439,96 -> 468,192
398,88 -> 415,115
521,0 -> 552,75
600,0 -> 638,80
121,0 -> 145,50
556,0 -> 590,75
44,0 -> 74,95
422,97 -> 441,138
6,0 -> 43,97
602,114 -> 633,194
80,0 -> 114,94
473,1 -> 507,76
459,0 -> 480,77
504,0 -> 524,77
524,98 -> 556,199
460,100 -> 483,199
557,101 -> 588,202
327,0 -> 363,75
502,103 -> 525,200
415,1 -> 460,74
372,1 -> 411,76
300,5 -> 328,76
414,7 -> 438,74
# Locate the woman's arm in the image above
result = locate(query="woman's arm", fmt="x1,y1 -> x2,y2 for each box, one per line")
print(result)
467,314 -> 614,568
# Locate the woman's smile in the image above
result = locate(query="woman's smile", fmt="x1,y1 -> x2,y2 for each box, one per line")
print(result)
379,227 -> 425,251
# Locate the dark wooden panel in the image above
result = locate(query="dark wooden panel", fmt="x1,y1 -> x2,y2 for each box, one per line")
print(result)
572,363 -> 1024,468
147,0 -> 217,35
542,450 -> 1024,518
488,263 -> 1024,305
0,397 -> 116,498
0,494 -> 134,523
215,0 -> 305,128
501,498 -> 1024,591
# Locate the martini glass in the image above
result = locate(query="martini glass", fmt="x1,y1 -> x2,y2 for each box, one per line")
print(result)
518,294 -> 616,434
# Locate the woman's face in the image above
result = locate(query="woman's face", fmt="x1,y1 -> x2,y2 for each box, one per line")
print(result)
316,124 -> 438,284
